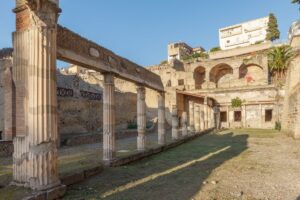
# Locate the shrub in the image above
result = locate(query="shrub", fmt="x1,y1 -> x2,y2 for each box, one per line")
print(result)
275,121 -> 281,131
231,97 -> 243,108
210,47 -> 221,52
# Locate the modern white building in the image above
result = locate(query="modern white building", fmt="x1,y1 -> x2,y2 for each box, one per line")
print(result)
219,16 -> 269,50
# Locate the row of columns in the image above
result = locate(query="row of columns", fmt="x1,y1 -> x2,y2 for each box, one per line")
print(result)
11,0 -> 167,191
171,98 -> 216,140
102,73 -> 166,163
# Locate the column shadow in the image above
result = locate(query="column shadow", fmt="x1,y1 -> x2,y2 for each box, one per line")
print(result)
63,131 -> 249,200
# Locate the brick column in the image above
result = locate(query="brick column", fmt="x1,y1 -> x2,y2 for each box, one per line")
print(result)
103,73 -> 116,163
158,92 -> 166,145
4,62 -> 15,141
189,101 -> 195,132
172,105 -> 179,140
137,85 -> 146,151
181,112 -> 188,137
12,0 -> 61,191
194,105 -> 200,132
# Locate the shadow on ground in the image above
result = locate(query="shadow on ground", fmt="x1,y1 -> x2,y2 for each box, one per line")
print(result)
63,132 -> 248,200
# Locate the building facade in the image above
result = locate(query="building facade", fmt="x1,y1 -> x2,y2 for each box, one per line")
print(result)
219,17 -> 269,50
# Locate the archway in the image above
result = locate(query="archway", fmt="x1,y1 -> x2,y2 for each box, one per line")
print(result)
239,64 -> 264,85
194,66 -> 206,89
209,64 -> 233,88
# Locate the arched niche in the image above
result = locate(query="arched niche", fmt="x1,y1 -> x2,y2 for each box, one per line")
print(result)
194,66 -> 206,89
239,63 -> 264,85
209,64 -> 233,88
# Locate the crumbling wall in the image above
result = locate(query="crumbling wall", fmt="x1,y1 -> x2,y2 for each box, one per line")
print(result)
282,34 -> 300,138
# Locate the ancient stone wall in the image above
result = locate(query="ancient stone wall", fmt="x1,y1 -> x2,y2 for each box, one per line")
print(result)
0,61 -> 5,137
282,33 -> 300,138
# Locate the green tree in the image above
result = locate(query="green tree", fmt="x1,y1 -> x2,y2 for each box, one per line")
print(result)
266,13 -> 280,41
268,45 -> 294,82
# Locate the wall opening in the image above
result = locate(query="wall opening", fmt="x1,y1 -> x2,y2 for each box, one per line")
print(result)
234,111 -> 242,122
194,66 -> 206,89
220,111 -> 227,122
265,109 -> 273,122
178,79 -> 185,86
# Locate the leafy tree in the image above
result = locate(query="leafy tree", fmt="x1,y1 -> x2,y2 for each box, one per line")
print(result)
266,13 -> 280,41
291,0 -> 300,10
268,45 -> 294,82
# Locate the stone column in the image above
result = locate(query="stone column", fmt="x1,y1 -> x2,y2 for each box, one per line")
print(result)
259,104 -> 263,128
208,107 -> 211,128
188,101 -> 195,132
204,97 -> 208,129
227,106 -> 230,128
13,0 -> 61,191
137,85 -> 146,151
181,112 -> 188,137
158,92 -> 166,145
194,105 -> 200,132
242,105 -> 247,128
172,105 -> 179,140
200,105 -> 204,130
103,73 -> 116,163
4,62 -> 15,141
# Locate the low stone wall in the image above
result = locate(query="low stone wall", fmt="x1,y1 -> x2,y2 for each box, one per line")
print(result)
0,140 -> 13,157
110,128 -> 215,167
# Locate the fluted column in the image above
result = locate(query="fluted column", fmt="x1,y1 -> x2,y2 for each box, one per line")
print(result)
181,112 -> 188,137
13,0 -> 61,190
194,105 -> 200,132
4,63 -> 15,141
172,105 -> 179,140
137,85 -> 146,151
158,92 -> 166,145
189,101 -> 195,132
103,73 -> 116,163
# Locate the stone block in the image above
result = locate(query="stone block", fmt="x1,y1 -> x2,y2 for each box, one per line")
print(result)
46,185 -> 66,200
84,166 -> 103,178
61,172 -> 85,186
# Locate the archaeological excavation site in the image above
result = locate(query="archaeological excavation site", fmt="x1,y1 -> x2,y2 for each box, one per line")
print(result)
0,0 -> 300,199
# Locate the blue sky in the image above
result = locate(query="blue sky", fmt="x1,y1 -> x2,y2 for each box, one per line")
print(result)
0,1 -> 299,67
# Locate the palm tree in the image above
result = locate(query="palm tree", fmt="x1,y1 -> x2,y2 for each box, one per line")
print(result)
268,45 -> 294,83
292,0 -> 300,10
